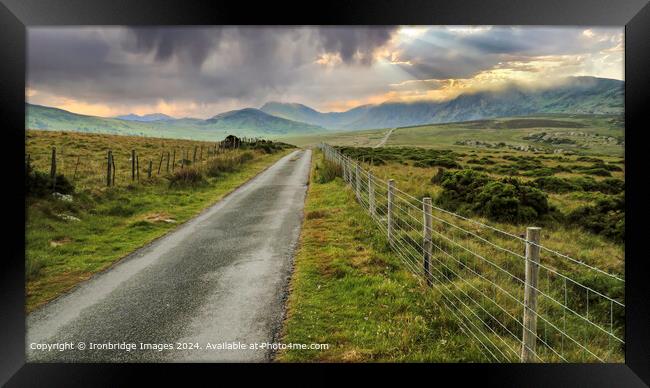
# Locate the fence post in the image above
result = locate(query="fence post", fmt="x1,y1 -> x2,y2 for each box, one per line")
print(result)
157,152 -> 163,174
387,179 -> 395,243
166,151 -> 170,173
148,160 -> 152,178
73,155 -> 80,182
193,146 -> 197,163
111,154 -> 116,186
422,197 -> 433,286
355,163 -> 361,200
131,150 -> 136,181
368,170 -> 375,217
50,147 -> 57,191
106,150 -> 112,187
172,149 -> 176,172
521,226 -> 541,362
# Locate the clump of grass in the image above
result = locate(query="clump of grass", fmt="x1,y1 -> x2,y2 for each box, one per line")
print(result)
314,159 -> 342,183
167,167 -> 205,186
204,152 -> 254,177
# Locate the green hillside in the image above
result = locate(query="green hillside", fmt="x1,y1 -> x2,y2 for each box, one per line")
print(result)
26,104 -> 322,141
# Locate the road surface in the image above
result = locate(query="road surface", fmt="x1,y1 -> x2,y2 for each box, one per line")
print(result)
27,149 -> 312,362
374,127 -> 396,148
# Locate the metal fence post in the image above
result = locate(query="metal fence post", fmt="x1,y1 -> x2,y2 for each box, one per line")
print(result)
368,170 -> 375,217
355,163 -> 361,201
387,179 -> 395,243
521,226 -> 541,362
423,197 -> 433,286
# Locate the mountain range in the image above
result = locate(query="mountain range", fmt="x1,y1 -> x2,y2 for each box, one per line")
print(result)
26,76 -> 623,140
260,76 -> 624,130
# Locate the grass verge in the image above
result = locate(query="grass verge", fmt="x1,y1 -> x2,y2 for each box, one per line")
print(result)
277,150 -> 490,362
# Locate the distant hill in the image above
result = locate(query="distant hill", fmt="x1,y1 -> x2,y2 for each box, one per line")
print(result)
26,104 -> 323,140
261,76 -> 624,130
260,102 -> 371,129
203,108 -> 323,134
115,113 -> 174,122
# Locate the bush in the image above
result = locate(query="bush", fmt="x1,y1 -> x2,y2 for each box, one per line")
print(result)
315,159 -> 342,183
168,167 -> 205,186
568,194 -> 624,242
26,162 -> 74,198
434,169 -> 550,223
582,168 -> 611,177
533,177 -> 581,193
533,176 -> 624,195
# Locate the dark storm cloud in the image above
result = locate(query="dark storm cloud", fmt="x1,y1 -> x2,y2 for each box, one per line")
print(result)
27,26 -> 397,109
315,26 -> 397,64
122,27 -> 223,67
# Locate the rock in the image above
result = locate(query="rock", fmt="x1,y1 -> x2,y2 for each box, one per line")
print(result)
52,192 -> 73,202
57,214 -> 81,222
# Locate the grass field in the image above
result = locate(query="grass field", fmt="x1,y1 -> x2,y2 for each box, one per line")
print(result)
25,130 -> 293,312
281,114 -> 624,157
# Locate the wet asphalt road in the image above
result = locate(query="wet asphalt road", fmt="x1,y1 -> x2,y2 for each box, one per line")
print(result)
27,149 -> 311,362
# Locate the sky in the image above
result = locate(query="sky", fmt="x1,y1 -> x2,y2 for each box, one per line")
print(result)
26,26 -> 624,119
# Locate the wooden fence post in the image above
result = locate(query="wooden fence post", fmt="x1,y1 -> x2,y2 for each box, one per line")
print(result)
73,155 -> 80,182
172,149 -> 176,172
166,151 -> 170,173
50,147 -> 57,191
423,197 -> 433,286
368,170 -> 375,217
131,150 -> 136,181
148,160 -> 152,178
521,226 -> 541,362
111,153 -> 116,186
157,152 -> 164,174
106,150 -> 112,187
387,179 -> 395,243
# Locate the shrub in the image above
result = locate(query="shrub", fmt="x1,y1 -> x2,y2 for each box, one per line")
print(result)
533,177 -> 581,193
434,169 -> 550,223
26,162 -> 74,198
582,168 -> 611,177
568,194 -> 624,242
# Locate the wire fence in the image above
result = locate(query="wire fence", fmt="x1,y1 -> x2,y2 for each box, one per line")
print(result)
320,143 -> 624,363
26,137 -> 261,190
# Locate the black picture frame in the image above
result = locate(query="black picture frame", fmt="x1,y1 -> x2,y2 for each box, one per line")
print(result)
1,0 -> 648,385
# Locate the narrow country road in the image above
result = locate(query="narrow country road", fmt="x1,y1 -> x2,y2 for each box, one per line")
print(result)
374,127 -> 396,148
27,149 -> 312,362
